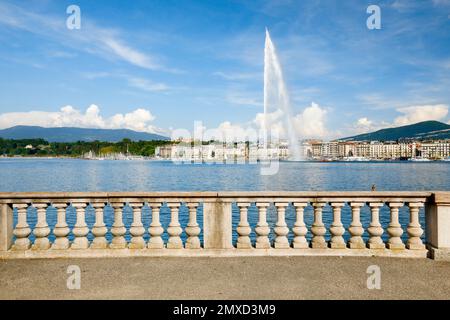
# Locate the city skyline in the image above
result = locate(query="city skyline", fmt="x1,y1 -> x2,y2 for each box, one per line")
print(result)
0,0 -> 449,140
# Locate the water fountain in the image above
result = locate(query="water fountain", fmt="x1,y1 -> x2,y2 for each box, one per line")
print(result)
263,28 -> 302,160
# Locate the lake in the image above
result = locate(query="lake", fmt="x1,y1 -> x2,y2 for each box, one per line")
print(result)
1,158 -> 449,244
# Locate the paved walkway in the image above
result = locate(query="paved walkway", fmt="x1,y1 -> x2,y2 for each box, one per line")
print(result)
1,256 -> 449,299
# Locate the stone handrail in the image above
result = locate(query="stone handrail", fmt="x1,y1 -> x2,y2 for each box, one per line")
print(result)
0,191 -> 449,260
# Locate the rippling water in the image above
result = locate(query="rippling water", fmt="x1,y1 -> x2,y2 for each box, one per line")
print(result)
1,158 -> 449,244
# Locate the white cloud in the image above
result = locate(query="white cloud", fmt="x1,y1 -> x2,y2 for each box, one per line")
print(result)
0,105 -> 163,134
197,121 -> 258,142
253,103 -> 329,139
195,102 -> 329,142
293,102 -> 328,138
356,117 -> 373,128
109,108 -> 157,132
355,117 -> 392,133
394,104 -> 449,126
344,104 -> 450,138
346,117 -> 391,136
253,109 -> 285,139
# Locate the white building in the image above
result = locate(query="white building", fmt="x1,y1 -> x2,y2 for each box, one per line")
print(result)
419,141 -> 450,159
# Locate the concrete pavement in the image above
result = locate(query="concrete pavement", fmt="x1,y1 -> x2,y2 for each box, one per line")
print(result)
0,256 -> 449,299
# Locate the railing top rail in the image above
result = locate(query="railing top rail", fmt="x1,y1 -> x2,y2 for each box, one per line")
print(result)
216,191 -> 433,197
0,191 -> 443,204
217,191 -> 434,203
430,192 -> 450,204
0,191 -> 219,199
0,191 -> 219,204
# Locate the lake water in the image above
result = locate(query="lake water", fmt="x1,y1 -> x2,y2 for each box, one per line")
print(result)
1,158 -> 449,244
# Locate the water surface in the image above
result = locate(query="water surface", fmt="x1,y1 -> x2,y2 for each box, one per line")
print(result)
1,158 -> 449,192
1,158 -> 448,245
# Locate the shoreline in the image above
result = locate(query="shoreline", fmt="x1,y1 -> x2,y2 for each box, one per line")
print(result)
1,156 -> 450,163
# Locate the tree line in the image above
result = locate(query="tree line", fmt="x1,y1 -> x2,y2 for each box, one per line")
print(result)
0,138 -> 171,157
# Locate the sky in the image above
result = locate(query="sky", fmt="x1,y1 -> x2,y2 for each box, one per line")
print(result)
0,0 -> 449,140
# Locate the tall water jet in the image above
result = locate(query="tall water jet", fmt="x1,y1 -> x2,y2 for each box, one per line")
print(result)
263,28 -> 302,160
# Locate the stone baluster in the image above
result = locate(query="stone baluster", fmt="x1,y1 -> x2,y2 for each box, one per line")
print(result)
329,202 -> 346,249
274,203 -> 290,249
148,202 -> 164,249
367,202 -> 385,249
406,202 -> 425,250
236,202 -> 252,248
110,202 -> 127,249
185,203 -> 201,249
12,204 -> 31,250
71,203 -> 89,249
255,202 -> 271,249
311,202 -> 327,249
32,203 -> 50,250
348,202 -> 365,249
387,202 -> 405,250
129,202 -> 145,249
292,202 -> 309,249
91,203 -> 107,249
52,203 -> 70,250
167,203 -> 183,249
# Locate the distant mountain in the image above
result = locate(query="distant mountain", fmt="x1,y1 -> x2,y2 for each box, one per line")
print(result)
0,126 -> 169,142
341,120 -> 450,142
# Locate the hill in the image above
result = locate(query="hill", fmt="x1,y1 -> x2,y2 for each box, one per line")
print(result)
341,120 -> 450,142
0,126 -> 169,142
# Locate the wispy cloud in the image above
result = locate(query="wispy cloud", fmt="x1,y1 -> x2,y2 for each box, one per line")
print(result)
98,38 -> 159,70
213,30 -> 335,78
127,77 -> 170,92
432,0 -> 450,6
47,51 -> 77,59
391,0 -> 421,11
226,92 -> 262,107
0,2 -> 174,72
213,71 -> 261,81
0,54 -> 45,69
79,71 -> 171,93
80,71 -> 112,80
356,93 -> 403,110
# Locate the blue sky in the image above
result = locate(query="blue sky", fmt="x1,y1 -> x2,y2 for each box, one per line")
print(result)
0,0 -> 449,139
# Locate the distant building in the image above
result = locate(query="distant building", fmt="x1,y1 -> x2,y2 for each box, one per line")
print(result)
155,145 -> 173,159
155,139 -> 450,161
419,140 -> 450,159
338,142 -> 356,158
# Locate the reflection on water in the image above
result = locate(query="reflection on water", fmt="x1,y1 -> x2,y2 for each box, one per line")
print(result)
3,158 -> 448,244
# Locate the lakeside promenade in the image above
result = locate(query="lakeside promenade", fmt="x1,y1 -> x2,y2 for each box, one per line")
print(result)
1,190 -> 449,300
1,256 -> 449,299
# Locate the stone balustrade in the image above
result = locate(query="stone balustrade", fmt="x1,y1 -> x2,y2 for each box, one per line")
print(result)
0,191 -> 449,260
